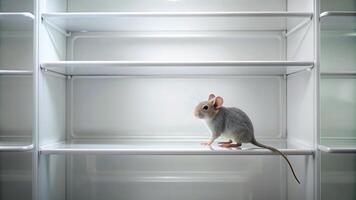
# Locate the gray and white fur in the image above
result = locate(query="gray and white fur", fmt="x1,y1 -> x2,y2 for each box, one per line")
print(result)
194,94 -> 300,184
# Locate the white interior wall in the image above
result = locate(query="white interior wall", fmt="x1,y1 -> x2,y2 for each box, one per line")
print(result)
320,31 -> 356,72
286,1 -> 315,199
66,0 -> 286,12
321,0 -> 356,12
39,0 -> 67,146
0,152 -> 33,200
320,76 -> 356,139
38,2 -> 72,200
63,0 -> 288,139
287,70 -> 315,145
286,0 -> 315,144
287,0 -> 314,62
0,0 -> 33,12
69,76 -> 285,139
321,153 -> 356,200
67,154 -> 290,200
0,76 -> 33,137
68,32 -> 285,61
39,155 -> 66,200
0,32 -> 33,70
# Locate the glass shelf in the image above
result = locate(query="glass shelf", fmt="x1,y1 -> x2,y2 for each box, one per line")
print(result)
320,11 -> 356,30
321,71 -> 356,76
0,12 -> 34,31
319,139 -> 356,153
67,170 -> 252,183
39,139 -> 314,155
41,61 -> 314,76
0,137 -> 33,152
0,70 -> 33,75
41,12 -> 312,33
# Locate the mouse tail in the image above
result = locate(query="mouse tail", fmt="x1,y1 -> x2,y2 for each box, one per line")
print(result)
251,139 -> 301,184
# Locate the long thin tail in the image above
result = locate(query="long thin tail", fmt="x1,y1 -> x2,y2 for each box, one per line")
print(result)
252,139 -> 300,184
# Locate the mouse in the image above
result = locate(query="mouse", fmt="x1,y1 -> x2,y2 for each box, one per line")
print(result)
194,93 -> 300,184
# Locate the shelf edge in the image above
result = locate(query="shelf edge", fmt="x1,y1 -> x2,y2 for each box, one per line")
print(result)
318,145 -> 356,153
0,144 -> 34,152
39,148 -> 314,155
0,12 -> 34,20
42,11 -> 313,18
320,11 -> 356,18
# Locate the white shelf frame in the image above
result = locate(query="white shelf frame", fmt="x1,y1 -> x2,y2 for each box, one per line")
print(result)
40,60 -> 314,76
318,145 -> 356,153
0,144 -> 34,152
40,146 -> 314,155
319,11 -> 356,30
41,11 -> 313,37
39,139 -> 314,155
320,11 -> 356,18
0,12 -> 35,20
321,71 -> 356,76
0,70 -> 33,75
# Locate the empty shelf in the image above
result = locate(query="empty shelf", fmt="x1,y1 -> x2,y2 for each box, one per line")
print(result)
320,11 -> 356,30
41,12 -> 313,33
0,70 -> 33,75
85,171 -> 250,183
0,144 -> 33,152
40,139 -> 314,155
319,139 -> 356,153
41,61 -> 314,76
321,71 -> 356,76
0,138 -> 33,152
0,12 -> 34,31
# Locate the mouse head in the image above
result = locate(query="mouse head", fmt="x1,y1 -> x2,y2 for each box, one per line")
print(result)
194,94 -> 224,120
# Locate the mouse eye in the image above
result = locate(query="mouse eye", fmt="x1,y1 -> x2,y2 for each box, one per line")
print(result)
203,105 -> 209,110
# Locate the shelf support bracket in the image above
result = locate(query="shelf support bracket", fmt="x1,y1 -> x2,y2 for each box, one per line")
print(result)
286,65 -> 314,76
42,17 -> 71,37
40,65 -> 68,78
285,18 -> 312,37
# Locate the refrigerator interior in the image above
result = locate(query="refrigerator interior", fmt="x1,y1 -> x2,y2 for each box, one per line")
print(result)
0,152 -> 33,200
319,0 -> 356,200
38,0 -> 316,200
0,0 -> 34,200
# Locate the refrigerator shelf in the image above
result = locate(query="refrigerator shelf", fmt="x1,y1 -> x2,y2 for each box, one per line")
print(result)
0,12 -> 34,31
0,137 -> 33,152
318,139 -> 356,153
0,144 -> 33,152
39,139 -> 314,155
40,61 -> 314,76
0,70 -> 33,75
41,12 -> 313,35
320,11 -> 356,30
321,71 -> 356,76
80,171 -> 253,183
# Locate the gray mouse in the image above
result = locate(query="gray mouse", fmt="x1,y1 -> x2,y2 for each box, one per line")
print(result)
194,94 -> 300,184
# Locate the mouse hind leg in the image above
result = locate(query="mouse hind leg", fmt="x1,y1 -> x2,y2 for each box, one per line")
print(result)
218,139 -> 233,145
219,138 -> 241,148
219,133 -> 243,148
219,143 -> 241,148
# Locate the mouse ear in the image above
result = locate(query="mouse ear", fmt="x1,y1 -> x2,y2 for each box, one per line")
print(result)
208,94 -> 216,100
213,96 -> 224,109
